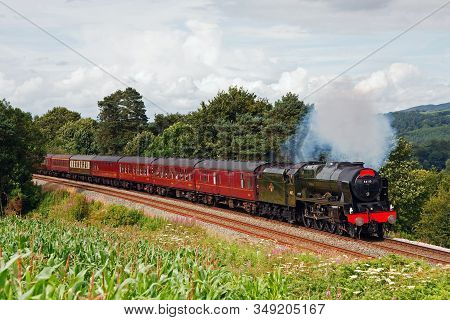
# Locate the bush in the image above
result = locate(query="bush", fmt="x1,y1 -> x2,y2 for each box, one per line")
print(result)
33,190 -> 69,218
66,193 -> 90,221
140,216 -> 168,231
4,183 -> 43,216
415,173 -> 450,247
97,204 -> 143,227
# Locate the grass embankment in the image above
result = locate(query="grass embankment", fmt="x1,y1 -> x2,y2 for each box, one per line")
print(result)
0,190 -> 448,299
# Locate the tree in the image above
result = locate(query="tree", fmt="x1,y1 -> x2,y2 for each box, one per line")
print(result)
379,138 -> 424,232
34,106 -> 81,147
120,87 -> 148,132
149,113 -> 185,135
265,93 -> 310,162
415,172 -> 450,247
97,87 -> 148,154
54,118 -> 99,154
414,140 -> 449,170
186,86 -> 273,160
123,131 -> 154,156
147,122 -> 196,157
0,99 -> 44,214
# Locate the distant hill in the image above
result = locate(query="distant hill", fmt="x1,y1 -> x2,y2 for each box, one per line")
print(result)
388,102 -> 449,170
399,102 -> 450,113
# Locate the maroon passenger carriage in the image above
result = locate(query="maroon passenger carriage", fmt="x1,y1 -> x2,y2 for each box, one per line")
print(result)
91,155 -> 122,185
151,158 -> 200,198
47,154 -> 71,176
193,160 -> 266,212
117,156 -> 157,190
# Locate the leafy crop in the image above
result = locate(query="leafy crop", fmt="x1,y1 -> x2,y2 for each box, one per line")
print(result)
0,217 -> 288,299
0,190 -> 448,300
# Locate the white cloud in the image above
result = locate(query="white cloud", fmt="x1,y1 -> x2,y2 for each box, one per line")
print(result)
270,67 -> 308,94
183,20 -> 221,66
0,0 -> 448,117
13,77 -> 43,100
0,72 -> 15,97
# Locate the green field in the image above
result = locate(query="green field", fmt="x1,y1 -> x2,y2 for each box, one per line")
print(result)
0,190 -> 448,300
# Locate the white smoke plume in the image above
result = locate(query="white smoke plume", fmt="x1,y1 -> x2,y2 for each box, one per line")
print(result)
291,80 -> 395,169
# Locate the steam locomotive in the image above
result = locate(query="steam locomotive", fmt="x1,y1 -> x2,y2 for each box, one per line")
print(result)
38,154 -> 397,238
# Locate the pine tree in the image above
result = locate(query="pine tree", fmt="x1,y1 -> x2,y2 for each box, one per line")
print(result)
97,88 -> 148,154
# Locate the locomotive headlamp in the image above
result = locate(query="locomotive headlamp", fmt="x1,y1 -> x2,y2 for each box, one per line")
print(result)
355,217 -> 364,226
390,204 -> 394,211
388,215 -> 396,224
349,207 -> 353,213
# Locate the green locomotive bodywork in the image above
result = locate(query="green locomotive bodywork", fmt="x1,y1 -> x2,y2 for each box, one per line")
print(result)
257,166 -> 298,207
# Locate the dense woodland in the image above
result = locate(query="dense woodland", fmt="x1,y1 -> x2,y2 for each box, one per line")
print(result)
388,102 -> 450,170
0,88 -> 449,247
35,87 -> 309,162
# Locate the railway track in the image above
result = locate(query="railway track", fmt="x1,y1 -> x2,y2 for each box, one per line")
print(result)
33,174 -> 450,265
367,239 -> 450,265
266,219 -> 450,265
33,174 -> 369,260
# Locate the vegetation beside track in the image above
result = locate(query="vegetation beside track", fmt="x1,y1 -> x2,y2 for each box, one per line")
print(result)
0,190 -> 448,300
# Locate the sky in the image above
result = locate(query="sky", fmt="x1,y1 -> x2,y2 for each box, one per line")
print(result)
0,0 -> 449,119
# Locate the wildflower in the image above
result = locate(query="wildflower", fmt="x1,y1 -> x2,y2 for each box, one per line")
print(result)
407,286 -> 415,289
349,275 -> 358,279
336,288 -> 342,300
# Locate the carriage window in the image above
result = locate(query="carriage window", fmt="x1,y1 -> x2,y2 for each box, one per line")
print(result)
213,173 -> 217,185
240,173 -> 244,188
246,178 -> 252,189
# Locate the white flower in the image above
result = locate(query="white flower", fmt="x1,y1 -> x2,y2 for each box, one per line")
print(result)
349,275 -> 358,279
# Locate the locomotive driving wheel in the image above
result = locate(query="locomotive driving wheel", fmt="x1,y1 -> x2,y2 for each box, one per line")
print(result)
313,219 -> 324,230
302,214 -> 312,228
376,223 -> 385,239
347,224 -> 357,238
325,221 -> 337,233
335,223 -> 344,236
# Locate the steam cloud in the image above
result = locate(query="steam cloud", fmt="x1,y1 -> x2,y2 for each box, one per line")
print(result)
288,80 -> 395,169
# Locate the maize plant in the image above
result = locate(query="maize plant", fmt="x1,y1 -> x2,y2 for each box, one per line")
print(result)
0,216 -> 288,299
